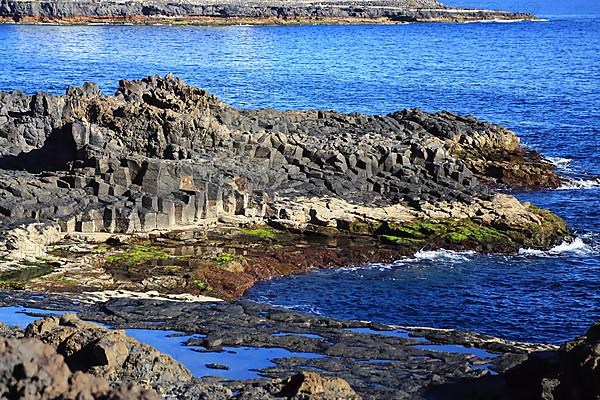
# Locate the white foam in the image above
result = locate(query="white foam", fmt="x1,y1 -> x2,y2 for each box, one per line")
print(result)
546,156 -> 573,171
406,249 -> 476,263
519,237 -> 594,257
557,178 -> 600,190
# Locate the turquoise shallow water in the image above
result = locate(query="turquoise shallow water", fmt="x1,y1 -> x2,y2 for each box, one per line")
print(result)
0,16 -> 598,343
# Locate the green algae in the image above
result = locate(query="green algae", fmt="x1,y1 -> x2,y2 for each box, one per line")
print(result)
240,227 -> 277,240
376,205 -> 568,251
193,278 -> 210,292
348,220 -> 383,235
213,252 -> 245,266
105,245 -> 170,266
0,259 -> 55,288
381,235 -> 424,246
381,219 -> 511,248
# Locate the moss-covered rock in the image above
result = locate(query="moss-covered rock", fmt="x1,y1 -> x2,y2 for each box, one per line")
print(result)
370,209 -> 568,253
519,204 -> 569,249
105,244 -> 170,266
240,226 -> 278,240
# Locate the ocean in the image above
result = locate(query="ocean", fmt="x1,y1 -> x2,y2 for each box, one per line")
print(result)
0,16 -> 598,344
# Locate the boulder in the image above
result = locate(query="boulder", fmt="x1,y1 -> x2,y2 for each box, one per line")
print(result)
24,313 -> 193,391
0,336 -> 161,399
273,371 -> 362,400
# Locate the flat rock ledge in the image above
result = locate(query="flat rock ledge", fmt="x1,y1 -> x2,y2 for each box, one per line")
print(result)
0,292 -> 597,400
0,0 -> 536,25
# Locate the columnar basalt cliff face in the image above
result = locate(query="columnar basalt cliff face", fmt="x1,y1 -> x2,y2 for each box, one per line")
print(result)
0,0 -> 535,24
0,74 -> 566,258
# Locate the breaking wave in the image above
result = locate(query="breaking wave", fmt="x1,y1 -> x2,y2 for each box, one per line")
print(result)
557,177 -> 600,190
547,156 -> 573,171
405,249 -> 476,263
519,237 -> 595,257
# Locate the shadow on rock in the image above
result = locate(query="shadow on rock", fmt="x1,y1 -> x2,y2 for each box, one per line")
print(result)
0,126 -> 77,173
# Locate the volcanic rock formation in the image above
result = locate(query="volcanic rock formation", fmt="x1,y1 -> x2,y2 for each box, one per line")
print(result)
0,74 -> 567,258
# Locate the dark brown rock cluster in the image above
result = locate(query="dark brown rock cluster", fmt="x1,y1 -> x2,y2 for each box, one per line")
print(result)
0,312 -> 366,400
0,335 -> 161,399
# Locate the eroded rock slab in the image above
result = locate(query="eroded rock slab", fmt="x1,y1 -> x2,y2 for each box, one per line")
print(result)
0,335 -> 161,399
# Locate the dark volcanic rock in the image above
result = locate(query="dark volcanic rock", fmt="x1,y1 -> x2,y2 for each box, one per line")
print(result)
0,291 -> 558,400
428,321 -> 600,400
503,321 -> 600,400
0,75 -> 564,241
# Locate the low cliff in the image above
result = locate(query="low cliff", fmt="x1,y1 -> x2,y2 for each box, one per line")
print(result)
0,0 -> 536,24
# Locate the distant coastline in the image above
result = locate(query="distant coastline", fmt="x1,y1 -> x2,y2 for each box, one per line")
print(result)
0,0 -> 536,25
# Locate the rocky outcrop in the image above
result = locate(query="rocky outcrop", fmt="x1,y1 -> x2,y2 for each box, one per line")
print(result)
0,292 -> 558,399
0,74 -> 566,259
24,313 -> 193,392
0,0 -> 535,25
0,336 -> 161,399
1,310 -> 370,399
501,321 -> 600,400
267,371 -> 362,399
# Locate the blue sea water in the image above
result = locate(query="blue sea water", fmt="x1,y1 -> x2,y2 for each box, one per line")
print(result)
0,16 -> 598,344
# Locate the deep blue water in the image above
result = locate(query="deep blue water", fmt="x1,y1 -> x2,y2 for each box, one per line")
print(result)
0,16 -> 599,344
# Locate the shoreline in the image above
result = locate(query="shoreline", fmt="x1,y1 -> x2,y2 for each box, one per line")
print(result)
0,215 -> 570,300
0,17 -> 545,27
0,16 -> 543,26
0,74 -> 595,399
0,15 -> 538,26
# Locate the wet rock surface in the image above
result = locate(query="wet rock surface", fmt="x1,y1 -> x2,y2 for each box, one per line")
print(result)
0,0 -> 535,25
0,291 -> 557,399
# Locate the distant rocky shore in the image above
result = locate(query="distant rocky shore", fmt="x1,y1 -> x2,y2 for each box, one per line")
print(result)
0,0 -> 536,25
0,73 -> 569,298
